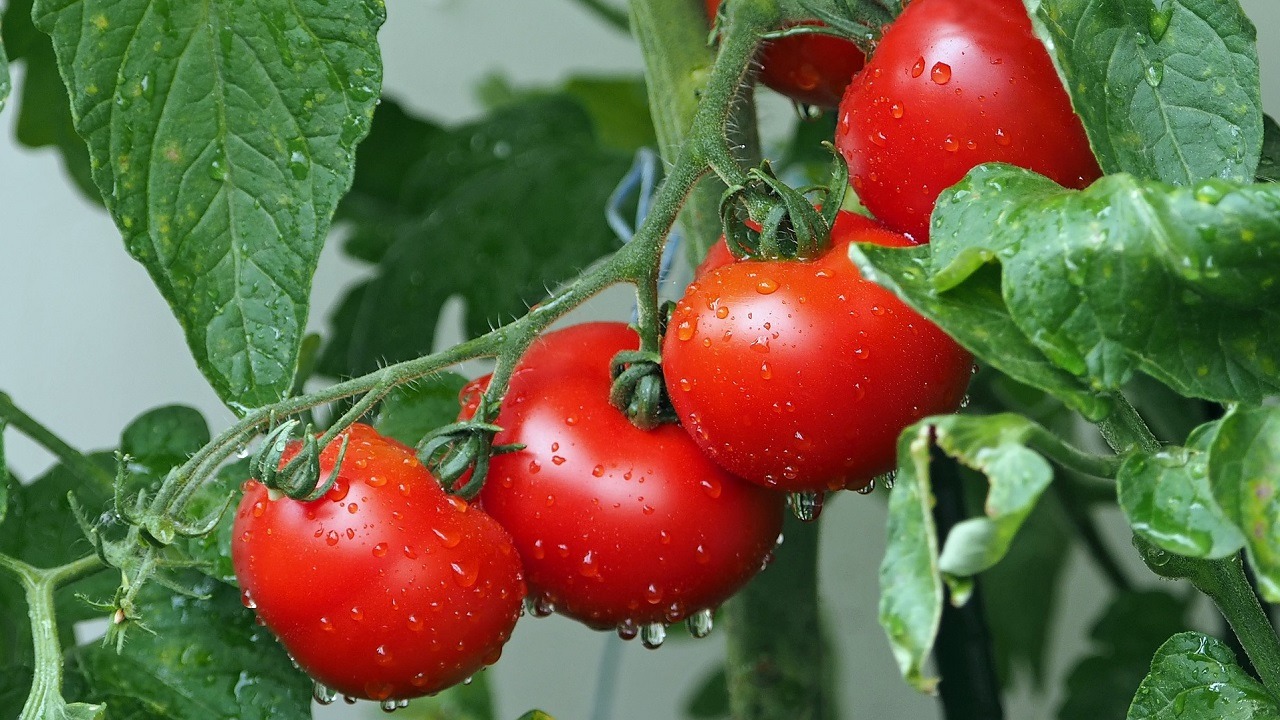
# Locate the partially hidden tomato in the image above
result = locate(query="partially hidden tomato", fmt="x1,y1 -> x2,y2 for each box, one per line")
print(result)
465,322 -> 784,636
834,0 -> 1101,241
706,0 -> 865,108
232,424 -> 524,702
662,211 -> 973,493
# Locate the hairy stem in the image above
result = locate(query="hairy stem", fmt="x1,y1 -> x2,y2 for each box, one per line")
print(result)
0,392 -> 114,488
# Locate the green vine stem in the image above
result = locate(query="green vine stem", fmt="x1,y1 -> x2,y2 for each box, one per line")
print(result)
1099,394 -> 1280,700
572,0 -> 631,32
724,516 -> 837,720
0,553 -> 106,720
0,392 -> 114,488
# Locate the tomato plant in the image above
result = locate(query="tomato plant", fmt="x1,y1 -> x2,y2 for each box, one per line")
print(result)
2,0 -> 1279,718
664,211 -> 973,492
232,424 -> 525,702
466,323 -> 784,635
834,0 -> 1102,240
705,0 -> 865,107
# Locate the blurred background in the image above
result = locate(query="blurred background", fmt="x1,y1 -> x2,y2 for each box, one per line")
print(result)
2,1 -> 1278,718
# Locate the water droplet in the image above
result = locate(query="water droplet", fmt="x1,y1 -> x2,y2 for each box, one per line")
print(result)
644,583 -> 664,604
788,491 -> 824,522
760,362 -> 772,380
592,464 -> 606,477
931,62 -> 952,84
943,136 -> 960,152
869,130 -> 887,147
715,306 -> 729,319
1145,62 -> 1164,87
240,589 -> 256,609
911,57 -> 925,78
320,616 -> 334,632
372,543 -> 388,557
552,455 -> 566,465
641,622 -> 667,649
695,544 -> 711,564
375,644 -> 394,666
313,682 -> 338,705
325,530 -> 340,546
350,606 -> 364,621
699,477 -> 722,499
380,698 -> 399,713
527,594 -> 556,617
579,551 -> 600,578
251,500 -> 266,518
676,319 -> 696,341
881,470 -> 898,490
451,560 -> 479,588
365,474 -> 387,488
755,278 -> 779,294
407,614 -> 424,631
857,477 -> 877,495
617,618 -> 639,640
687,609 -> 714,638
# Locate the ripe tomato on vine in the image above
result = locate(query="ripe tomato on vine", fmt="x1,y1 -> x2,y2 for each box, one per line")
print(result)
232,424 -> 525,702
663,211 -> 974,493
463,323 -> 785,639
834,0 -> 1101,240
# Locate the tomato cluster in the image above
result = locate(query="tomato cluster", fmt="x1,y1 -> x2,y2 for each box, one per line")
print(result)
230,0 -> 1101,706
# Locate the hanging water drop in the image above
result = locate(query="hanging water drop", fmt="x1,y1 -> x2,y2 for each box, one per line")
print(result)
380,699 -> 400,713
788,491 -> 824,522
617,618 -> 640,640
856,478 -> 877,495
687,609 -> 714,639
313,681 -> 338,705
641,622 -> 667,649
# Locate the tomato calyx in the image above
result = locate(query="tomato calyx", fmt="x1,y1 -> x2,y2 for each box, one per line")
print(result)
719,152 -> 847,261
250,419 -> 350,501
790,0 -> 894,55
608,348 -> 678,431
417,393 -> 524,499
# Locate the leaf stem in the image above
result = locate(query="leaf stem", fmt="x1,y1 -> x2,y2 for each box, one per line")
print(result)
0,392 -> 114,488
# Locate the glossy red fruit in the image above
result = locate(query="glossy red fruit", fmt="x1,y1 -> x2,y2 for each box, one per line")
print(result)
232,424 -> 525,702
663,212 -> 973,492
706,0 -> 865,108
468,323 -> 784,632
834,0 -> 1101,240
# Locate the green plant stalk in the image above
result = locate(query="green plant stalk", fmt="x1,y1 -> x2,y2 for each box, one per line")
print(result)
1100,394 -> 1280,700
724,515 -> 837,720
0,553 -> 105,720
630,0 -> 760,264
572,0 -> 631,32
0,392 -> 114,488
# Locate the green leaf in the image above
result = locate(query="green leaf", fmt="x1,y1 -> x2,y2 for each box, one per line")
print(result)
0,0 -> 99,201
927,165 -> 1280,405
1128,632 -> 1280,719
847,243 -> 1111,420
478,74 -> 657,153
684,665 -> 730,719
931,414 -> 1056,586
396,672 -> 495,720
514,712 -> 555,720
1028,0 -> 1262,184
1208,405 -> 1280,602
374,373 -> 470,447
1119,420 -> 1245,560
878,424 -> 943,694
1257,115 -> 1280,183
65,578 -> 311,720
120,406 -> 210,477
1058,591 -> 1190,720
32,0 -> 386,409
319,96 -> 632,378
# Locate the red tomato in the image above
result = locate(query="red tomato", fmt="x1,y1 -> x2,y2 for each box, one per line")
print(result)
663,212 -> 973,492
468,323 -> 784,633
232,424 -> 524,702
834,0 -> 1100,241
706,0 -> 865,108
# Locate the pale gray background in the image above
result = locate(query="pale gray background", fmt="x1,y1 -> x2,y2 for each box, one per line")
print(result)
2,1 -> 1278,718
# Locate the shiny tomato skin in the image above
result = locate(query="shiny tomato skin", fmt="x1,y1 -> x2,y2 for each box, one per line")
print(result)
472,323 -> 784,629
706,0 -> 865,107
834,0 -> 1101,240
663,213 -> 973,492
696,210 -> 885,277
232,424 -> 525,701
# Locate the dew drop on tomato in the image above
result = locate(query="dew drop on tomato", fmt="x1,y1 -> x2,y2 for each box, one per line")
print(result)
371,543 -> 388,558
450,560 -> 479,588
890,102 -> 905,118
930,62 -> 952,84
911,56 -> 925,77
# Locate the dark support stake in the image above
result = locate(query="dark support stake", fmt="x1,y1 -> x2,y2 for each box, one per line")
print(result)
930,452 -> 1005,720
